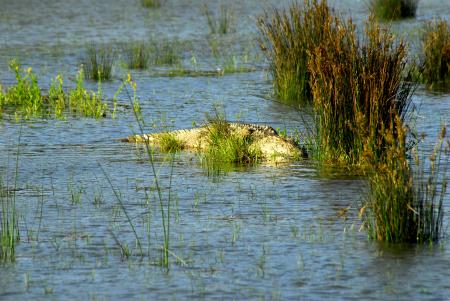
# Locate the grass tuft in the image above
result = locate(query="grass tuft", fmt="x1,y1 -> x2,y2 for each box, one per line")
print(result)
369,0 -> 418,20
203,112 -> 261,165
158,133 -> 184,153
257,0 -> 332,103
420,18 -> 450,88
82,43 -> 116,81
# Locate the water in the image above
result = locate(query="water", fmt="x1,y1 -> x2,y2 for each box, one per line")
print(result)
0,0 -> 449,300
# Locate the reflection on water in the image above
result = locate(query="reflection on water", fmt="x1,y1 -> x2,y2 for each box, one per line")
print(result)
0,0 -> 449,300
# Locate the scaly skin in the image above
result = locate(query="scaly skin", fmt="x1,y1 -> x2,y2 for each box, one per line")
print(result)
121,122 -> 307,162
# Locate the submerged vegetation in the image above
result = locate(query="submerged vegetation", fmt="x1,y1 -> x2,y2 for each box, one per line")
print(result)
0,60 -> 107,119
369,0 -> 418,20
257,0 -> 332,103
421,18 -> 450,88
82,43 -> 116,81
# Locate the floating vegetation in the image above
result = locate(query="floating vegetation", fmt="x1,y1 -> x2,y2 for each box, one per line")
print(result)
421,18 -> 450,89
82,43 -> 116,81
0,60 -> 108,119
122,41 -> 150,69
257,0 -> 332,104
369,0 -> 418,20
362,125 -> 449,243
308,15 -> 415,165
203,4 -> 234,35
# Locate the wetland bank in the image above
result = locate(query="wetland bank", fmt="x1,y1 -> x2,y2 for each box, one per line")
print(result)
0,0 -> 449,300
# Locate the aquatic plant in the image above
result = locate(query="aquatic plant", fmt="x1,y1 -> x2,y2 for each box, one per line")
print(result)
362,124 -> 448,243
203,4 -> 234,35
141,0 -> 164,8
257,0 -> 332,103
308,16 -> 415,165
0,61 -> 109,119
150,39 -> 183,65
420,18 -> 450,88
82,43 -> 116,81
369,0 -> 418,20
0,59 -> 43,117
1,132 -> 22,263
125,76 -> 175,267
158,133 -> 184,153
68,69 -> 108,118
123,41 -> 150,69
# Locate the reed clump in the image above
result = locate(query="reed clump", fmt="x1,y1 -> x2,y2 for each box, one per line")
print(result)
369,0 -> 418,20
141,0 -> 164,8
308,16 -> 414,165
150,39 -> 183,65
82,43 -> 116,81
257,0 -> 332,103
421,18 -> 450,88
203,4 -> 234,35
123,41 -> 150,69
1,177 -> 20,262
362,124 -> 448,243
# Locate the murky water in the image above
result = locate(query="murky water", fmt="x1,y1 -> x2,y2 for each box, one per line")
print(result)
0,0 -> 449,300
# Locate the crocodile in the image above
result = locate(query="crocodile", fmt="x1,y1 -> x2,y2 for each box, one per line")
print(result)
120,122 -> 308,162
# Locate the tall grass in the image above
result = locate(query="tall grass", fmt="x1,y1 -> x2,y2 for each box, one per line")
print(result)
421,18 -> 450,88
203,4 -> 234,34
82,43 -> 116,81
308,16 -> 415,165
362,124 -> 448,243
257,0 -> 332,103
369,0 -> 418,20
